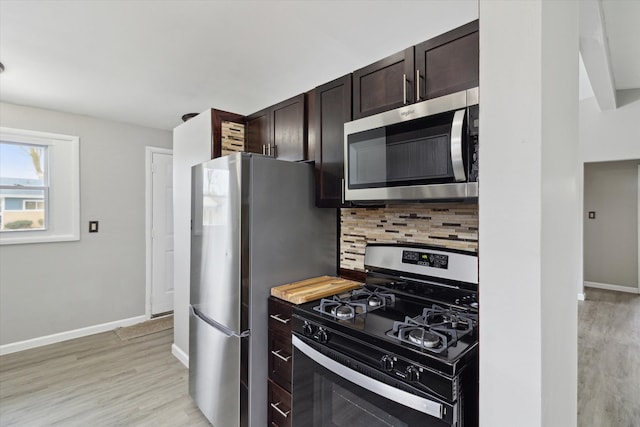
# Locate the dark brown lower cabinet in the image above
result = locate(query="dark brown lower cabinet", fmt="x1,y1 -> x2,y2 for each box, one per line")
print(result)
268,379 -> 292,427
268,296 -> 293,426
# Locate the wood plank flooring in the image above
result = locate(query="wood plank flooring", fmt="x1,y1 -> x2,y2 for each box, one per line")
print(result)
578,288 -> 640,427
1,288 -> 638,426
0,328 -> 210,426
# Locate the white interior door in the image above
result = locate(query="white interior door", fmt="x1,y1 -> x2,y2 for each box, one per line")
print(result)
151,151 -> 174,315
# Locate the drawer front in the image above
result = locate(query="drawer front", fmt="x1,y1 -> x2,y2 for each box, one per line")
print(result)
268,297 -> 293,336
268,331 -> 292,391
268,379 -> 292,427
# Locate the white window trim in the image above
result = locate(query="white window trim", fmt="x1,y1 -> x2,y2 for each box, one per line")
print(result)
0,127 -> 79,245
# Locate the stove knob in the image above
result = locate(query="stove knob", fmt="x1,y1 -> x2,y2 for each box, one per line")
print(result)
406,366 -> 420,382
380,355 -> 394,371
314,328 -> 328,343
302,322 -> 314,336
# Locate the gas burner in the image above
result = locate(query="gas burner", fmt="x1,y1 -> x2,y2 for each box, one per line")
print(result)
387,304 -> 477,353
331,304 -> 355,319
407,329 -> 441,348
312,286 -> 396,320
350,287 -> 396,308
422,306 -> 477,332
367,295 -> 384,307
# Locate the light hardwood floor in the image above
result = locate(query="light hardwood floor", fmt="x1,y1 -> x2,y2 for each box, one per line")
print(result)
0,328 -> 210,426
578,288 -> 640,427
1,289 -> 638,426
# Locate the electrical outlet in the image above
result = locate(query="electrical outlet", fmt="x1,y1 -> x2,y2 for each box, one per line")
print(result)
89,221 -> 99,232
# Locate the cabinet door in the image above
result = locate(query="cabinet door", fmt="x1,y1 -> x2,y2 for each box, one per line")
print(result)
272,94 -> 306,161
352,47 -> 414,119
246,107 -> 271,155
415,20 -> 479,100
268,379 -> 292,427
314,74 -> 352,208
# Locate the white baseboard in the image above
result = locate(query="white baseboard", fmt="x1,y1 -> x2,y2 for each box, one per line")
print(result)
577,293 -> 586,301
584,281 -> 640,294
172,343 -> 189,368
0,315 -> 148,356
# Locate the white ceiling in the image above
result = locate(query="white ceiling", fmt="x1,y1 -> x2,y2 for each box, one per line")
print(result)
0,1 -> 637,131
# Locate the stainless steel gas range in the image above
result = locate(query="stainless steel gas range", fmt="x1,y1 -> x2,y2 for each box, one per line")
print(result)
291,244 -> 479,427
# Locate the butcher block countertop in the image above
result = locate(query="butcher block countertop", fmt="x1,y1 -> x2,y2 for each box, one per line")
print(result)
271,275 -> 361,304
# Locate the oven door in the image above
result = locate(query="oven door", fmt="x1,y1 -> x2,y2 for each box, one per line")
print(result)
292,335 -> 455,427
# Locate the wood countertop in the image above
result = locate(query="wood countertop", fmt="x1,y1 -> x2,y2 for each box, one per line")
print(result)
271,275 -> 361,304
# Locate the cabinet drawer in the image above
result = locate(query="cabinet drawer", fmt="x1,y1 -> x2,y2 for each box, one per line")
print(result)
268,378 -> 292,427
268,297 -> 293,336
268,331 -> 292,391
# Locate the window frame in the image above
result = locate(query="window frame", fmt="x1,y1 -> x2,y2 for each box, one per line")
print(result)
0,127 -> 80,245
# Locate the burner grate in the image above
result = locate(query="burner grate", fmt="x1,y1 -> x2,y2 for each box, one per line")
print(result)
312,286 -> 396,320
387,304 -> 477,353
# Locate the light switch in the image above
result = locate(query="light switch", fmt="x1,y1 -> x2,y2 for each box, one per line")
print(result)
588,212 -> 596,219
89,221 -> 99,232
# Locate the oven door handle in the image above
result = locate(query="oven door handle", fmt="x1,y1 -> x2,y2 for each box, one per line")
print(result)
450,108 -> 467,182
292,336 -> 445,420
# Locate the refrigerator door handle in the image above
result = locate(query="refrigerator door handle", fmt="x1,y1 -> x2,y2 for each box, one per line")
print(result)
190,306 -> 250,338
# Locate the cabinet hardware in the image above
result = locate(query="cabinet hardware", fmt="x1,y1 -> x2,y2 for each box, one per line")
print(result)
341,178 -> 345,205
403,73 -> 407,105
271,349 -> 292,362
269,314 -> 290,324
270,402 -> 290,418
416,69 -> 421,101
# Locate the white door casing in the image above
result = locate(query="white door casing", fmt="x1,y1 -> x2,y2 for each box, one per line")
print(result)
146,147 -> 174,316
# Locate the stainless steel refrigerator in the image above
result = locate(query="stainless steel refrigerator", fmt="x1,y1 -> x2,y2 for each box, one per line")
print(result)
189,152 -> 336,426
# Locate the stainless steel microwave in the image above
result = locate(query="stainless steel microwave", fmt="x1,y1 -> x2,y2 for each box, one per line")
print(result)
343,87 -> 479,203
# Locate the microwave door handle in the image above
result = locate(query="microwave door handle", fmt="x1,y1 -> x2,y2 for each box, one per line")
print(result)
403,74 -> 407,105
450,109 -> 467,182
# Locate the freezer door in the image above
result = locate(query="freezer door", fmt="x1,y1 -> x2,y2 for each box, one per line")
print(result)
191,154 -> 244,332
189,308 -> 243,426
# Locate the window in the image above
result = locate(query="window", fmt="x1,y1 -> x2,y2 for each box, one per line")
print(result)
0,127 -> 79,245
0,141 -> 48,232
24,200 -> 46,211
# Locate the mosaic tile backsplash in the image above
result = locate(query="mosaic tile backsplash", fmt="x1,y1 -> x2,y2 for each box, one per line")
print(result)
340,204 -> 478,272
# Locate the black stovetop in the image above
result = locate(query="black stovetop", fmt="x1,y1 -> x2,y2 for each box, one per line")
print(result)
292,279 -> 478,377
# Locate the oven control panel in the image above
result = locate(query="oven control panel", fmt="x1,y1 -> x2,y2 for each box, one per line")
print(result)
402,250 -> 449,269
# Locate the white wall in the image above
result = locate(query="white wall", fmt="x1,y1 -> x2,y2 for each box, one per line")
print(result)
172,112 -> 213,362
584,160 -> 639,290
580,90 -> 640,163
0,102 -> 172,348
479,1 -> 578,426
577,90 -> 640,296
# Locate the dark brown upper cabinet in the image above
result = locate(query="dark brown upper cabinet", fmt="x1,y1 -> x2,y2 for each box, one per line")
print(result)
415,20 -> 479,101
245,107 -> 270,155
351,20 -> 478,120
352,47 -> 415,120
272,94 -> 307,161
245,94 -> 307,162
313,74 -> 352,208
187,109 -> 244,159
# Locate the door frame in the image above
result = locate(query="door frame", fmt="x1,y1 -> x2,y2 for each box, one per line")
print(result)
145,146 -> 174,319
